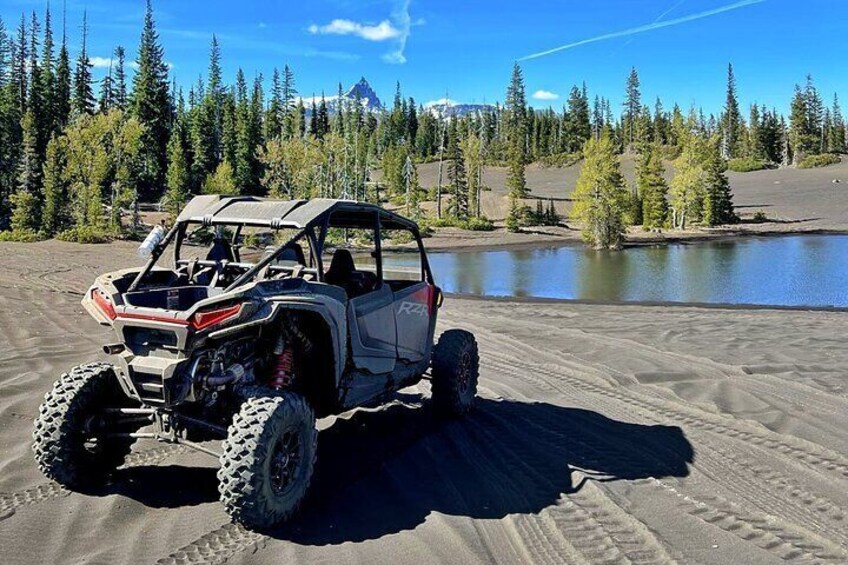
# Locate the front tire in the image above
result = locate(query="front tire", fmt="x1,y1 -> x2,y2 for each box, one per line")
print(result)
217,394 -> 317,529
32,363 -> 141,489
431,329 -> 479,416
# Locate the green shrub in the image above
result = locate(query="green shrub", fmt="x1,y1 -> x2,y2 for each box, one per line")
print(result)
462,216 -> 495,231
56,226 -> 112,243
797,153 -> 841,169
418,215 -> 495,232
727,157 -> 770,172
751,210 -> 769,223
0,228 -> 44,242
538,152 -> 581,168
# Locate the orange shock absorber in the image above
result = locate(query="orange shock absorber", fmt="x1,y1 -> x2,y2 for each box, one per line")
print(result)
269,335 -> 294,388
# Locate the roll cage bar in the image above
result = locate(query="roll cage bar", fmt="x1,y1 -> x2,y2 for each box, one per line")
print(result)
128,204 -> 434,293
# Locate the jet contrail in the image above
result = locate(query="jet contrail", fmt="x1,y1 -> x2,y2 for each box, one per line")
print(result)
622,0 -> 687,47
519,0 -> 765,61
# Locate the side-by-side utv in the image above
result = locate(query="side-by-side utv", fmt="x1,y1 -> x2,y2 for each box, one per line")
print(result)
32,195 -> 479,529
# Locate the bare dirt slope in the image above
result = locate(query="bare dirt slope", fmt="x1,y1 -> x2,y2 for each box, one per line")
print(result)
1,242 -> 847,564
414,157 -> 848,231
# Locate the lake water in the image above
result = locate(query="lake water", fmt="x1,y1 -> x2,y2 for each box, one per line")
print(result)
397,235 -> 848,308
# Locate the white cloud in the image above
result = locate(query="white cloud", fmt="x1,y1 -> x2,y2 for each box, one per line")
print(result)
258,22 -> 267,29
308,0 -> 415,64
308,19 -> 400,41
90,56 -> 114,69
532,89 -> 559,101
382,0 -> 412,64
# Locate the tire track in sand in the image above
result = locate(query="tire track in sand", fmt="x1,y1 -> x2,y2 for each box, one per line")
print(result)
479,347 -> 848,560
154,523 -> 266,565
0,445 -> 186,521
473,326 -> 848,482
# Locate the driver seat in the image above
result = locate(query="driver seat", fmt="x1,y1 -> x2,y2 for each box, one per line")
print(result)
325,249 -> 356,291
206,238 -> 236,263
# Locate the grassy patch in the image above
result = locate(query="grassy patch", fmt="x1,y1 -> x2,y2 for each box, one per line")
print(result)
419,216 -> 495,232
797,153 -> 841,169
56,226 -> 113,243
0,228 -> 44,242
537,152 -> 582,168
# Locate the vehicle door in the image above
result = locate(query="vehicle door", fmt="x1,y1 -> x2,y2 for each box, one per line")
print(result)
337,215 -> 397,375
382,226 -> 438,363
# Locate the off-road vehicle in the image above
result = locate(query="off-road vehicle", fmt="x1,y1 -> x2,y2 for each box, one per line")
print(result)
32,195 -> 478,528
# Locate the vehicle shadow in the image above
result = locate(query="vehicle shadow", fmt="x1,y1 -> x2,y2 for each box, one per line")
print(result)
109,395 -> 693,543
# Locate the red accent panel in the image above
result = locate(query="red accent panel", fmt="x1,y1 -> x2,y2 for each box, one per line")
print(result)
190,303 -> 244,331
92,289 -> 117,320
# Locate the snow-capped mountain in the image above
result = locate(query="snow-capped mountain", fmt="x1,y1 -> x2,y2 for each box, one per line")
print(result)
300,77 -> 384,114
423,98 -> 494,118
300,79 -> 494,118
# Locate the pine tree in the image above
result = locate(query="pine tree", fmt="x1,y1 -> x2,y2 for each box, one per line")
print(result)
113,46 -> 127,109
72,11 -> 94,116
203,158 -> 237,195
0,17 -> 9,89
623,67 -> 641,148
703,136 -> 736,226
0,17 -> 23,228
281,64 -> 297,139
54,17 -> 71,127
670,133 -> 708,229
98,60 -> 113,112
504,63 -> 528,231
638,142 -> 669,229
266,67 -> 282,139
221,91 -> 237,166
165,124 -> 190,214
37,4 -> 55,144
829,94 -> 845,154
446,119 -> 468,220
461,131 -> 483,218
41,133 -> 67,235
720,63 -> 743,158
653,97 -> 667,145
206,34 -> 222,159
571,133 -> 630,249
13,15 -> 27,114
564,85 -> 590,152
130,0 -> 171,198
789,85 -> 816,163
317,94 -> 329,139
804,75 -> 825,153
13,109 -> 43,231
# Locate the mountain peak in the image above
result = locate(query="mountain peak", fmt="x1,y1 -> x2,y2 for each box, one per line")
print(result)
344,77 -> 383,109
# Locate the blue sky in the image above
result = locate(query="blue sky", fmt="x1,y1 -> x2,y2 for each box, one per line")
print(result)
3,0 -> 847,114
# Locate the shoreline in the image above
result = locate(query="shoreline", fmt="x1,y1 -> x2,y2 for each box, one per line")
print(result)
419,223 -> 848,253
444,292 -> 848,313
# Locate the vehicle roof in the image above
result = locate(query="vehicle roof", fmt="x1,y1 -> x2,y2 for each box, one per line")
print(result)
176,195 -> 419,230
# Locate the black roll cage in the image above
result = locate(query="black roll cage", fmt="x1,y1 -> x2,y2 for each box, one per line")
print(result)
128,207 -> 434,294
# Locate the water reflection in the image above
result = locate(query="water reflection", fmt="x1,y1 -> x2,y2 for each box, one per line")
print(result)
389,235 -> 848,307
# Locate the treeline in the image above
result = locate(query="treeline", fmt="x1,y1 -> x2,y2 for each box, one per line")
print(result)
0,1 -> 845,243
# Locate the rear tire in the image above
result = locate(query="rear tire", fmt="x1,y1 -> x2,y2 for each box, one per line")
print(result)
431,329 -> 479,416
218,394 -> 317,529
32,363 -> 141,489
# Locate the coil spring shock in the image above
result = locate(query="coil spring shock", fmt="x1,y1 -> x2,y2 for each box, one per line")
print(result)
270,335 -> 295,388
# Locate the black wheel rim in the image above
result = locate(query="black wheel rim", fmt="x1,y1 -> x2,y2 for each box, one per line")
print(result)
270,429 -> 303,495
457,350 -> 472,395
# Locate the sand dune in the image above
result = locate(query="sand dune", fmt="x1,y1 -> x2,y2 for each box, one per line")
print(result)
1,242 -> 847,563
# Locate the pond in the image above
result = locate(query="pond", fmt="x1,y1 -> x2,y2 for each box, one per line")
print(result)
396,235 -> 848,308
